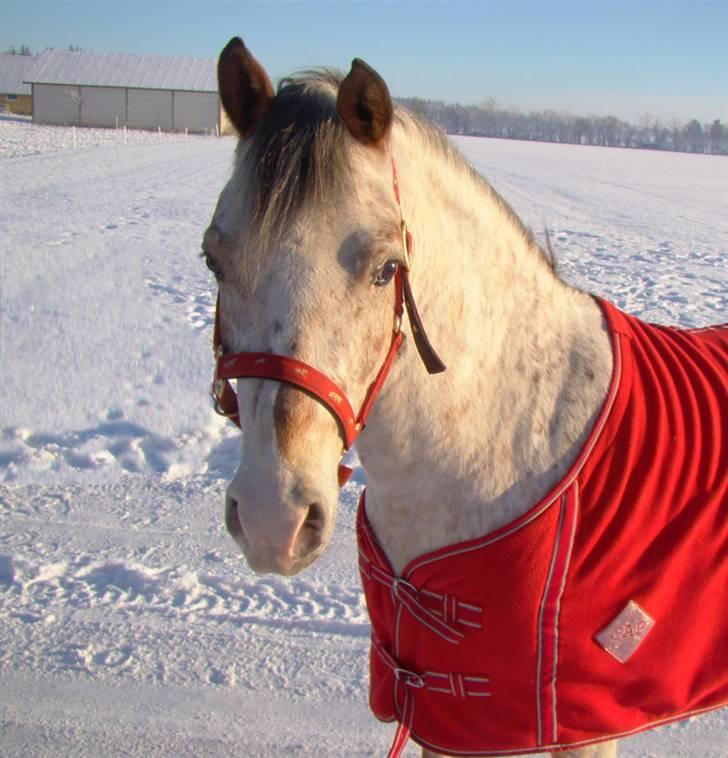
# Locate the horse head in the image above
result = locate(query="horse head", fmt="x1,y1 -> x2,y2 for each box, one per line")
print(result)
205,38 -> 422,575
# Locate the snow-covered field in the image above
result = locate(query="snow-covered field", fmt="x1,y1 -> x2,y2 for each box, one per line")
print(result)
1,117 -> 726,757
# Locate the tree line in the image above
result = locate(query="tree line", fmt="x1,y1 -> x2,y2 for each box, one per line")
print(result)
398,97 -> 728,156
3,44 -> 84,55
3,44 -> 33,55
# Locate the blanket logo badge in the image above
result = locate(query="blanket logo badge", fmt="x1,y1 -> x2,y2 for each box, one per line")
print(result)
595,600 -> 655,663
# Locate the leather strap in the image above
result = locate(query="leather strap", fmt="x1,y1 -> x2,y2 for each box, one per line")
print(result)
392,164 -> 446,375
217,351 -> 359,449
401,249 -> 446,373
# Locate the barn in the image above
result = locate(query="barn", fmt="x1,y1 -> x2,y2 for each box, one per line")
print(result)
25,49 -> 223,133
0,54 -> 37,115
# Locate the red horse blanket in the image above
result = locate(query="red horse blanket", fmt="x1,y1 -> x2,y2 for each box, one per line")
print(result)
358,300 -> 728,756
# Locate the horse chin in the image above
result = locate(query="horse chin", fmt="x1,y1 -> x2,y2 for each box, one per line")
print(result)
237,540 -> 326,576
247,546 -> 324,577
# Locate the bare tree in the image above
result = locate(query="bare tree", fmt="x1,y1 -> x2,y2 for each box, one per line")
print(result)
684,119 -> 706,153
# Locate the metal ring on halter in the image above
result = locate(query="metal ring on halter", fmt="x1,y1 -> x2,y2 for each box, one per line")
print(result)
212,396 -> 236,418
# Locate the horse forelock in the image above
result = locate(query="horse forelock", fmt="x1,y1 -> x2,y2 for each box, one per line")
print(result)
236,70 -> 456,249
239,70 -> 354,249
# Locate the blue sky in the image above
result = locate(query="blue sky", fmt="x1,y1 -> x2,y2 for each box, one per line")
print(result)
2,1 -> 726,122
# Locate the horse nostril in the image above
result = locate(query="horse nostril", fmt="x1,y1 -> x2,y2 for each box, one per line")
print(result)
225,494 -> 243,538
297,502 -> 325,555
303,502 -> 324,533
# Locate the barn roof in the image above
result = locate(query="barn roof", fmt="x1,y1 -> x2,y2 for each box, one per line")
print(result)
0,54 -> 37,95
25,49 -> 217,93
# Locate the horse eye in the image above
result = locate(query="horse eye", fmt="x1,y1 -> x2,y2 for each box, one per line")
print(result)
373,260 -> 399,287
201,250 -> 223,282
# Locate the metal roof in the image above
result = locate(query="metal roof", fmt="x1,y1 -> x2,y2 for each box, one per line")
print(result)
25,49 -> 217,93
0,54 -> 37,95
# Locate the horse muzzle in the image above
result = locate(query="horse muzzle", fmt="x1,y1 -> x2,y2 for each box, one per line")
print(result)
224,485 -> 329,576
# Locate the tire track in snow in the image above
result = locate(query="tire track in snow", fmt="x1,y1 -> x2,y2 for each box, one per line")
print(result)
0,550 -> 369,690
0,479 -> 367,696
0,553 -> 367,633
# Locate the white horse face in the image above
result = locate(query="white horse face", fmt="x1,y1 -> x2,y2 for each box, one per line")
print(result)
206,39 -> 399,575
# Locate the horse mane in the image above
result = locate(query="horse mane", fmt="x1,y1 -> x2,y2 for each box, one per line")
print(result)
393,109 -> 552,269
244,69 -> 554,270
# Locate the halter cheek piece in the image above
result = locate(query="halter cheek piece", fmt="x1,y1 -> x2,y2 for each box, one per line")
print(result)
211,160 -> 445,483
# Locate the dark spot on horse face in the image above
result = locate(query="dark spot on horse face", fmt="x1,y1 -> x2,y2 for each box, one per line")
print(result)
584,367 -> 595,382
274,384 -> 316,459
273,320 -> 283,334
336,227 -> 401,283
532,370 -> 541,385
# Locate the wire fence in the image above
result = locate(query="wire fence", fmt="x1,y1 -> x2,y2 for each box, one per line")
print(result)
0,114 -> 226,159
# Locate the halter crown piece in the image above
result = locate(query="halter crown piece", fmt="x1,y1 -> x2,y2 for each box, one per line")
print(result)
211,159 -> 445,483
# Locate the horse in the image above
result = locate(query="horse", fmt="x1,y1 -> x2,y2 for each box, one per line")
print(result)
203,37 -> 728,758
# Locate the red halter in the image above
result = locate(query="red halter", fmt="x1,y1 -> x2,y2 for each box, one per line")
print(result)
211,160 -> 444,480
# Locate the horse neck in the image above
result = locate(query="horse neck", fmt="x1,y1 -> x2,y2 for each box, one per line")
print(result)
357,127 -> 613,573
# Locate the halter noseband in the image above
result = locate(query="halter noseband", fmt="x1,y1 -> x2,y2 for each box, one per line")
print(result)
211,160 -> 445,467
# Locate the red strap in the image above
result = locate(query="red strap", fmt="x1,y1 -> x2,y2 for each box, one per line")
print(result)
387,721 -> 411,758
217,351 -> 360,449
357,330 -> 404,426
393,161 -> 445,375
211,244 -> 406,451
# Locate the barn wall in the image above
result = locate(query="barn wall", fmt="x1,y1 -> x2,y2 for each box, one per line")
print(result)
32,82 -> 222,134
173,91 -> 218,133
33,83 -> 80,125
80,86 -> 126,128
127,89 -> 172,130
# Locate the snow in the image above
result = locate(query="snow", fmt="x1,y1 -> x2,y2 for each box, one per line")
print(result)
1,117 -> 726,756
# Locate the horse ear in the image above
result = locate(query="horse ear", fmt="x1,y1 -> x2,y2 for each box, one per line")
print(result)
218,37 -> 273,138
337,59 -> 393,149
